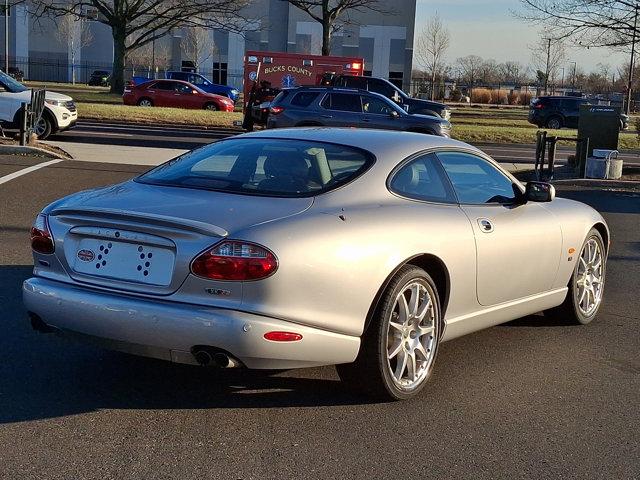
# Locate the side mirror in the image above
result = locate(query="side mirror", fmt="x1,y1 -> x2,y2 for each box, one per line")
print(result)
524,181 -> 555,202
390,110 -> 400,119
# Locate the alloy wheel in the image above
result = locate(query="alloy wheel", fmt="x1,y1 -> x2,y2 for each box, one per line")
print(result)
34,117 -> 47,137
386,281 -> 437,390
576,238 -> 604,316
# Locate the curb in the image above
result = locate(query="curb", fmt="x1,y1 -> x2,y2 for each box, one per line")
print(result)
0,144 -> 70,160
81,118 -> 244,133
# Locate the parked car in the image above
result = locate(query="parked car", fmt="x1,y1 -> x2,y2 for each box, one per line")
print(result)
528,96 -> 629,130
123,79 -> 235,111
0,70 -> 77,139
166,71 -> 239,102
327,74 -> 451,120
23,128 -> 608,401
88,70 -> 110,87
266,87 -> 451,137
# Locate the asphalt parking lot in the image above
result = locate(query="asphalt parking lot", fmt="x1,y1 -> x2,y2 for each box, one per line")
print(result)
1,154 -> 639,479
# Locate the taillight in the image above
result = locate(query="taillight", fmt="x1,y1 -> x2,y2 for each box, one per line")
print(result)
269,106 -> 285,115
534,103 -> 545,109
191,240 -> 278,281
264,331 -> 303,342
30,213 -> 54,254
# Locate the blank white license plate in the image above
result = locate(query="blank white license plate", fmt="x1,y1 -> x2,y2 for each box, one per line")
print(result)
72,238 -> 175,286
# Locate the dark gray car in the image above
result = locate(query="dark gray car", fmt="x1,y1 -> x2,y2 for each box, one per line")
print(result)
266,87 -> 452,137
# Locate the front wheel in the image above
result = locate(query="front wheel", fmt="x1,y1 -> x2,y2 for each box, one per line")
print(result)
34,114 -> 53,140
336,265 -> 441,400
204,103 -> 218,111
545,228 -> 606,324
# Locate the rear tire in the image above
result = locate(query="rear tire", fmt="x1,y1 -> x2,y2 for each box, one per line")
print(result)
137,98 -> 153,107
336,265 -> 441,401
546,116 -> 563,129
544,228 -> 606,325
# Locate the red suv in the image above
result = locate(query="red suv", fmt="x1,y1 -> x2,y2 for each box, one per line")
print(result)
123,79 -> 235,112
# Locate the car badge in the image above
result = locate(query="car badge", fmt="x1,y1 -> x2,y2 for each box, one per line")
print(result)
77,249 -> 95,262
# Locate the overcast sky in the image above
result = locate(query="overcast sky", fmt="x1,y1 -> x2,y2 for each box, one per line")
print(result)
414,0 -> 628,76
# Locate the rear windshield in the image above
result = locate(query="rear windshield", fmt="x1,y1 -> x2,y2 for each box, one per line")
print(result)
136,138 -> 374,197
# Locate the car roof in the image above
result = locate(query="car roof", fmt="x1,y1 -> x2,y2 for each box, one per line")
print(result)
236,128 -> 476,164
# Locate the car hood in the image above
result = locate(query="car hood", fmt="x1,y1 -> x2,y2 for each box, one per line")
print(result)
44,180 -> 314,235
9,90 -> 73,102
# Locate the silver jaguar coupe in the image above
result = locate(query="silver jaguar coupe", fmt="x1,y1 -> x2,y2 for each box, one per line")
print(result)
23,128 -> 608,400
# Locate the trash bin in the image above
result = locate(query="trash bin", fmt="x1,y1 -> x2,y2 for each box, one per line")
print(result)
585,150 -> 623,179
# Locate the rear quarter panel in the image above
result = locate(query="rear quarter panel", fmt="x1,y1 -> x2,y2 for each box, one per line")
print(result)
235,199 -> 477,337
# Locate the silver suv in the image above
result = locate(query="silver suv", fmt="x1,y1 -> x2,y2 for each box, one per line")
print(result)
266,87 -> 451,137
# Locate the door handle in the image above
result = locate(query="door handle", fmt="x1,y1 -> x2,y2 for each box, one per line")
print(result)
477,218 -> 494,233
320,114 -> 333,118
362,117 -> 371,122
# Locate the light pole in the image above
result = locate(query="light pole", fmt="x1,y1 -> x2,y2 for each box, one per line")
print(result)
544,38 -> 551,94
561,67 -> 565,89
571,61 -> 577,89
4,0 -> 8,73
151,38 -> 156,78
626,4 -> 638,115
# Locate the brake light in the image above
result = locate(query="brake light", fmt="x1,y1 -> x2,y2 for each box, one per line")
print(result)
191,240 -> 278,281
269,106 -> 285,115
30,213 -> 54,254
534,103 -> 545,109
264,331 -> 303,342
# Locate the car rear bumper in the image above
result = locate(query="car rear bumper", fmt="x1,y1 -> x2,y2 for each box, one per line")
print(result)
23,277 -> 360,369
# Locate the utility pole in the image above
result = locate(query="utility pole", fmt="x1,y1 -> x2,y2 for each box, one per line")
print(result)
4,0 -> 8,73
626,4 -> 638,115
561,67 -> 565,89
544,38 -> 551,94
152,38 -> 156,79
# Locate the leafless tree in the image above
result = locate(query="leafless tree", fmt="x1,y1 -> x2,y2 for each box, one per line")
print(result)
281,0 -> 389,55
518,0 -> 639,50
415,13 -> 450,100
182,27 -> 217,72
529,32 -> 566,92
498,61 -> 530,84
457,54 -> 484,95
31,0 -> 250,93
54,13 -> 93,84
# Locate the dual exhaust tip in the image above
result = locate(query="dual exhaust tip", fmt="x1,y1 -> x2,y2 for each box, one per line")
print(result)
192,347 -> 240,368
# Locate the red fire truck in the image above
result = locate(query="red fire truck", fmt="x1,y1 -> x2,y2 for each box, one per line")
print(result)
242,50 -> 364,130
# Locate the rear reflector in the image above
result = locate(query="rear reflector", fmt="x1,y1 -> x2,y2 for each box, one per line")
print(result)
191,240 -> 278,281
264,331 -> 303,342
30,213 -> 54,254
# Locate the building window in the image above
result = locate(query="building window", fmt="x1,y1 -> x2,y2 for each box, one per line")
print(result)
389,71 -> 403,89
213,62 -> 227,85
0,5 -> 10,16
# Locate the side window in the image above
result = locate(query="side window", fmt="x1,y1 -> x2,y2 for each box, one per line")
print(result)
437,151 -> 518,204
361,95 -> 394,115
389,153 -> 456,203
154,81 -> 176,91
343,76 -> 367,89
320,93 -> 362,112
290,92 -> 319,107
176,83 -> 193,94
367,79 -> 397,99
190,75 -> 205,85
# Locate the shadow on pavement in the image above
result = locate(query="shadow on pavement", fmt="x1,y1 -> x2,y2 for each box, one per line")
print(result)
556,187 -> 640,214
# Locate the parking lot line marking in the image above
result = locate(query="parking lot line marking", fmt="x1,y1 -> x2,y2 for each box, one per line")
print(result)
0,159 -> 64,185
